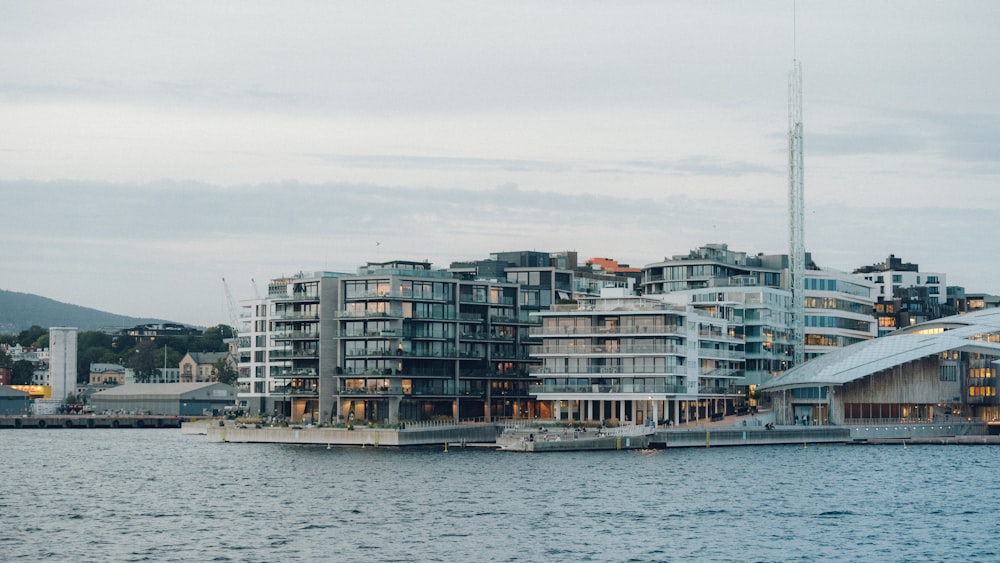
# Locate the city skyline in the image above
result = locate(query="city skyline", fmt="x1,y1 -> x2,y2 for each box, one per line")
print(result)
2,2 -> 998,327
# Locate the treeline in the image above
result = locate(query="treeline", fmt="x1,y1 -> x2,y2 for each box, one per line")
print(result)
0,325 -> 234,385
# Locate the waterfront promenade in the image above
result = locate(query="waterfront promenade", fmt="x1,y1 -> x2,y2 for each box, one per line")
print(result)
190,411 -> 998,448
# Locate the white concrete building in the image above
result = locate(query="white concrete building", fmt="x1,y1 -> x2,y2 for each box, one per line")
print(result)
530,289 -> 744,426
854,255 -> 946,304
48,327 -> 77,402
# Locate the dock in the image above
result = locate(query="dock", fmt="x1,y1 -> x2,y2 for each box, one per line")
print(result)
182,415 -> 996,449
0,415 -> 183,429
200,421 -> 499,446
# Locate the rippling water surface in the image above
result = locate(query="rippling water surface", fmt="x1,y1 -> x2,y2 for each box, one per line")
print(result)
2,429 -> 998,562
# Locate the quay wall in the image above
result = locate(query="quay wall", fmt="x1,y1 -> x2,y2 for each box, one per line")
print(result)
0,415 -> 183,429
655,427 -> 852,448
848,422 -> 986,441
205,424 -> 499,446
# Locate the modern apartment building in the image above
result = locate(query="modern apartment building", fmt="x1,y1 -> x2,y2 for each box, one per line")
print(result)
640,243 -> 876,383
530,289 -> 744,425
657,286 -> 793,388
802,269 -> 877,359
854,255 -> 946,304
853,255 -> 949,336
450,250 -> 634,310
236,261 -> 538,424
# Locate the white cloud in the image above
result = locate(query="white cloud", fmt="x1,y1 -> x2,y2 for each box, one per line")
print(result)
0,2 -> 998,325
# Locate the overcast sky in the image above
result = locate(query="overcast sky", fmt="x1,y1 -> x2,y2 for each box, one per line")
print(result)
2,1 -> 998,328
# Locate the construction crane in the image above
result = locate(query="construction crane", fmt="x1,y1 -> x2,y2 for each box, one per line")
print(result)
222,278 -> 239,340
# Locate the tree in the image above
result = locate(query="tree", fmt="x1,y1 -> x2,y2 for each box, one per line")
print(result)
127,341 -> 159,383
17,325 -> 46,347
11,360 -> 34,385
202,325 -> 233,349
212,357 -> 238,386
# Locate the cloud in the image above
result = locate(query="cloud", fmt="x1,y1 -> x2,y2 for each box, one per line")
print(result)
308,154 -> 569,173
621,156 -> 781,177
1,180 -> 997,327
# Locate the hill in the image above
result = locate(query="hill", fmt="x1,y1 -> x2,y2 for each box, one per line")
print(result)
0,289 -> 173,334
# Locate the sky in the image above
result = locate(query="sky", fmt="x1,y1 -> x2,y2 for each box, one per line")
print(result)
1,1 -> 999,328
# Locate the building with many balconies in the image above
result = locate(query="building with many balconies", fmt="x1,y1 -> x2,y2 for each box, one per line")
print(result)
529,288 -> 744,426
639,244 -> 876,388
236,260 -> 538,424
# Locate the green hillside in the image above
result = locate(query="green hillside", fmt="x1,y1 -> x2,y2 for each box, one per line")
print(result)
0,289 -> 172,334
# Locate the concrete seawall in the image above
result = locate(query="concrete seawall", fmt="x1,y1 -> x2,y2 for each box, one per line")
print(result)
655,427 -> 852,448
205,424 -> 499,446
0,415 -> 183,429
194,420 -> 995,448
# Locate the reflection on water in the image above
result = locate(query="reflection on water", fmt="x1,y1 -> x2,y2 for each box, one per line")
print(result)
1,429 -> 998,562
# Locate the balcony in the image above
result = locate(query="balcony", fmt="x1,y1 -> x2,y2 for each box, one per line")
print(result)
697,385 -> 738,395
698,348 -> 744,359
700,368 -> 742,378
273,330 -> 320,340
337,309 -> 398,319
530,382 -> 688,394
531,325 -> 684,337
270,386 -> 319,397
460,294 -> 515,306
272,291 -> 320,302
272,369 -> 318,378
269,349 -> 319,360
529,366 -> 684,376
273,311 -> 320,321
534,344 -> 684,356
339,386 -> 403,395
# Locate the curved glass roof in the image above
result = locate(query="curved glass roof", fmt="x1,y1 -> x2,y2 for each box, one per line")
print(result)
760,309 -> 1000,391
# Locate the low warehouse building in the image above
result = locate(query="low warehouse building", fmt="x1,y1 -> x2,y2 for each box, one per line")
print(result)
761,309 -> 1000,425
91,382 -> 237,416
0,385 -> 31,415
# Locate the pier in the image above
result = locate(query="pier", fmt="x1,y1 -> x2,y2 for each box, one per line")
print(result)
183,415 -> 997,448
199,420 -> 499,446
0,415 -> 183,429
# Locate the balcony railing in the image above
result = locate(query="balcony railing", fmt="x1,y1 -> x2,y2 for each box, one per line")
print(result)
339,386 -> 403,395
273,330 -> 320,340
460,295 -> 515,306
700,368 -> 743,378
697,386 -> 738,395
269,350 -> 319,360
534,344 -> 684,355
272,291 -> 320,302
530,366 -> 685,376
271,369 -> 318,378
530,325 -> 685,337
272,311 -> 320,321
698,348 -> 744,359
530,382 -> 689,394
270,386 -> 319,396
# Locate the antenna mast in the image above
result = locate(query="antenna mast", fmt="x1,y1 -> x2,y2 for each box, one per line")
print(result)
788,11 -> 805,367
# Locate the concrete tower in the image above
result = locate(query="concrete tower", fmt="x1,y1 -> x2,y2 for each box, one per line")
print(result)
48,327 -> 78,401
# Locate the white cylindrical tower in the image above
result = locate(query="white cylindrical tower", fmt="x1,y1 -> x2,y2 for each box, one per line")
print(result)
48,327 -> 78,402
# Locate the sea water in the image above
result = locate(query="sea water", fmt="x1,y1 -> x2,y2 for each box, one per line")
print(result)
1,429 -> 997,562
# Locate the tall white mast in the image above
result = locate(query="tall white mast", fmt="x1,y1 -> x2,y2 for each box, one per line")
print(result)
788,57 -> 805,366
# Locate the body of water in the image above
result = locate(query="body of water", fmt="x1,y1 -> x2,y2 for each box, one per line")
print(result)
1,429 -> 997,562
